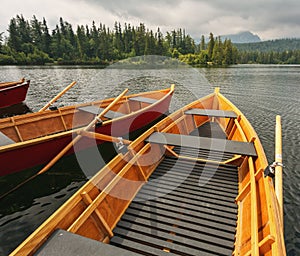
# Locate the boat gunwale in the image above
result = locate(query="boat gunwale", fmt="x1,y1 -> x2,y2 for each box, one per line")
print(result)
0,78 -> 26,89
0,81 -> 30,91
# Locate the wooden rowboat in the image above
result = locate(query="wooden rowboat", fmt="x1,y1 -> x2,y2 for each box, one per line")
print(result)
0,85 -> 174,176
10,88 -> 285,256
0,78 -> 30,108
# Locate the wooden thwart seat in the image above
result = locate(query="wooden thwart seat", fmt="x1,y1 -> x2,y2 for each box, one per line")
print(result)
35,229 -> 140,256
78,106 -> 125,119
146,132 -> 257,157
185,108 -> 238,119
129,96 -> 157,104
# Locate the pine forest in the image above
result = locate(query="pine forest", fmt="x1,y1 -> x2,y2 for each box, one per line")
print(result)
0,15 -> 300,66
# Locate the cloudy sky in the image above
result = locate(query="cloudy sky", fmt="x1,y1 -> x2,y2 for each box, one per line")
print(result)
1,0 -> 300,40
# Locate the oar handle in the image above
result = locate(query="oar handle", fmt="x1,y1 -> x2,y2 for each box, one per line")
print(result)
80,131 -> 131,145
39,81 -> 77,112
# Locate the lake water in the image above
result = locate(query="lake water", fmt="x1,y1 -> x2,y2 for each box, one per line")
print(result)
0,63 -> 299,255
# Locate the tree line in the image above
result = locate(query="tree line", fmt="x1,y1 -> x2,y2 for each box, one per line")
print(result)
236,38 -> 300,64
0,15 -> 199,65
0,15 -> 299,65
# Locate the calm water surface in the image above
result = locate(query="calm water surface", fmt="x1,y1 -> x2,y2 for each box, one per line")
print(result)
0,64 -> 299,255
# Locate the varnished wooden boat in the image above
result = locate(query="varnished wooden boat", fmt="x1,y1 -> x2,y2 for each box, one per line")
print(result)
0,78 -> 30,108
0,85 -> 174,176
10,88 -> 285,256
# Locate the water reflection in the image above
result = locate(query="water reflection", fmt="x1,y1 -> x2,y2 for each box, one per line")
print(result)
0,103 -> 31,118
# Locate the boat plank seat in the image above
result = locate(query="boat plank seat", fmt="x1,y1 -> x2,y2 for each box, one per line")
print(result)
128,96 -> 157,104
78,105 -> 125,119
34,229 -> 140,256
0,132 -> 15,146
185,108 -> 238,119
146,132 -> 257,157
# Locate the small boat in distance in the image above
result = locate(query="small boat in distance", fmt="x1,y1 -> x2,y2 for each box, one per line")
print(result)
10,88 -> 286,255
0,85 -> 174,176
0,78 -> 30,108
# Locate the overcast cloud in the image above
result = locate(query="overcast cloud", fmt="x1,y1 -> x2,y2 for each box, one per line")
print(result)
1,0 -> 300,40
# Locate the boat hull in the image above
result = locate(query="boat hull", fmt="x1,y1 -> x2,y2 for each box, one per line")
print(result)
0,81 -> 30,108
9,88 -> 286,256
0,91 -> 172,176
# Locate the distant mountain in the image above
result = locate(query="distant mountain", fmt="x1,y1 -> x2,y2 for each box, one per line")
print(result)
221,31 -> 261,43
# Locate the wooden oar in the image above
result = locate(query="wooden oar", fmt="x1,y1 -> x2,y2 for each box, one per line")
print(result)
0,89 -> 128,200
79,131 -> 131,145
38,81 -> 77,112
275,115 -> 283,226
37,88 -> 128,175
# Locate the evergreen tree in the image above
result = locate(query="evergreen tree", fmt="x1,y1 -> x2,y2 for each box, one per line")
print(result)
58,18 -> 66,37
0,32 -> 3,52
7,18 -> 21,52
98,23 -> 113,60
171,30 -> 177,49
200,35 -> 205,51
89,21 -> 99,58
183,34 -> 195,54
156,27 -> 165,55
223,39 -> 233,65
165,32 -> 172,49
76,25 -> 89,60
31,15 -> 42,49
207,32 -> 215,61
16,15 -> 32,45
145,30 -> 156,55
134,23 -> 146,56
50,25 -> 63,58
113,21 -> 124,54
212,36 -> 223,65
41,18 -> 51,54
66,23 -> 76,50
123,23 -> 132,54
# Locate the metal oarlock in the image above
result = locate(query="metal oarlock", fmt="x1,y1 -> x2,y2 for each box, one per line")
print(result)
95,117 -> 103,127
264,161 -> 284,178
116,137 -> 128,154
